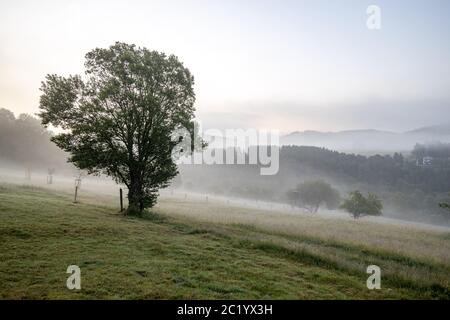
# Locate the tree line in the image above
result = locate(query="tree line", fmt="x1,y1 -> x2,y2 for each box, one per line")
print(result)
280,145 -> 450,193
0,108 -> 68,171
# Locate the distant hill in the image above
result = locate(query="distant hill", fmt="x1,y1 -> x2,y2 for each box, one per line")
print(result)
281,124 -> 450,154
406,124 -> 450,136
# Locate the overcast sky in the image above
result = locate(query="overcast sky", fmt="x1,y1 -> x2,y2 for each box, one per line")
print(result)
1,0 -> 449,133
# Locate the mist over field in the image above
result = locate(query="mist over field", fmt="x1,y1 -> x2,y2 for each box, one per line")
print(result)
1,0 -> 450,305
1,110 -> 449,227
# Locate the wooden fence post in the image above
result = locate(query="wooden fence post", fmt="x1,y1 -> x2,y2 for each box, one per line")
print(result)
120,188 -> 124,212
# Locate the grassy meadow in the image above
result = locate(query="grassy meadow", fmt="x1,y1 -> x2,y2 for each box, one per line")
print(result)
0,183 -> 449,299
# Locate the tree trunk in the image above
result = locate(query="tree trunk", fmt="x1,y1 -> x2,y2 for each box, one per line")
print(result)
127,199 -> 140,215
126,178 -> 143,216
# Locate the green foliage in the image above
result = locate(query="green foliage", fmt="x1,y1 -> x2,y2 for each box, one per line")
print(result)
39,42 -> 200,214
439,202 -> 450,211
288,180 -> 340,213
438,193 -> 450,212
340,190 -> 383,219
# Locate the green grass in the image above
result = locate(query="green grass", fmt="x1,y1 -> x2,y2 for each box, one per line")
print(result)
0,184 -> 449,299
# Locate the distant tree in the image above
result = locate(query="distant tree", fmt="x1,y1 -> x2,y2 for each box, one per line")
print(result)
288,180 -> 340,213
0,108 -> 67,170
39,42 -> 201,215
439,193 -> 450,211
0,108 -> 15,122
413,142 -> 450,160
393,152 -> 404,166
340,191 -> 383,219
412,143 -> 427,159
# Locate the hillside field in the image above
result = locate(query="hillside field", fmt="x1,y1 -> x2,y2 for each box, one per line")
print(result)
0,183 -> 449,299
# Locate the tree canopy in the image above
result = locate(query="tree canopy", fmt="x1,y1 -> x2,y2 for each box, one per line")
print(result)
39,42 -> 198,214
287,180 -> 340,213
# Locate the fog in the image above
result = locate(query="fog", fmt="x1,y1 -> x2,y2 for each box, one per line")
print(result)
2,0 -> 450,303
175,159 -> 450,227
1,160 -> 448,235
1,106 -> 449,228
280,125 -> 450,154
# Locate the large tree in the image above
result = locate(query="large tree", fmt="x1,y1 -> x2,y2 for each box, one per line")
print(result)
39,42 -> 198,215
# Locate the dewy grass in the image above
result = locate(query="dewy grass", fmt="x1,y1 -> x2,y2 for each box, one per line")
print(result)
1,184 -> 449,299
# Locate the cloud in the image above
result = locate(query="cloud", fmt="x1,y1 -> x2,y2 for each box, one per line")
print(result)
196,97 -> 450,133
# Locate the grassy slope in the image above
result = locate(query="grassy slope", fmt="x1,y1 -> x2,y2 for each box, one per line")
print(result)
0,184 -> 449,299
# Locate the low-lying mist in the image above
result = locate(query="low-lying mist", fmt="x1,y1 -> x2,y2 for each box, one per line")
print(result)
1,107 -> 449,227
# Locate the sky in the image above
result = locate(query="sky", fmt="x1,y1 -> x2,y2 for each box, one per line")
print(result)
1,0 -> 449,133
